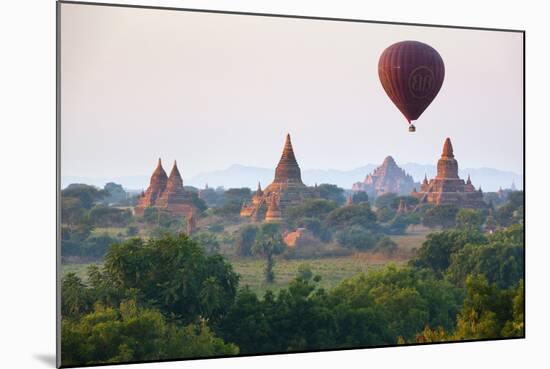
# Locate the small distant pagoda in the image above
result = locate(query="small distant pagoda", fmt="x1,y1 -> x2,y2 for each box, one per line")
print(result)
396,199 -> 412,214
135,159 -> 196,218
265,194 -> 283,223
411,138 -> 486,209
240,134 -> 314,222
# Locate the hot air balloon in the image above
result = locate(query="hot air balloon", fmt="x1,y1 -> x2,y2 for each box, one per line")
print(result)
378,40 -> 445,132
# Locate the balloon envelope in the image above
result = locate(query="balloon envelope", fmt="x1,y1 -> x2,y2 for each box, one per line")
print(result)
378,40 -> 445,125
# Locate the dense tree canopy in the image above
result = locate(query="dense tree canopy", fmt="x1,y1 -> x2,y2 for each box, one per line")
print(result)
325,204 -> 378,230
409,230 -> 487,275
313,184 -> 346,205
62,300 -> 238,366
446,225 -> 524,288
374,193 -> 399,209
102,234 -> 239,324
422,204 -> 460,229
62,184 -> 106,209
286,199 -> 338,224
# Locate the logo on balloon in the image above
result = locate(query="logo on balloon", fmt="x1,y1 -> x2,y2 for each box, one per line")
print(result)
408,66 -> 435,99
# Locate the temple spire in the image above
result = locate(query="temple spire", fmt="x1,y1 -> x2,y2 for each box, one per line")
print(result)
168,160 -> 183,184
467,174 -> 472,185
383,156 -> 397,166
442,137 -> 454,158
273,133 -> 303,184
436,137 -> 459,179
281,133 -> 298,163
151,158 -> 168,181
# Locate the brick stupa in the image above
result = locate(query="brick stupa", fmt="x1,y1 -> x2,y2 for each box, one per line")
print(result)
135,159 -> 196,218
240,134 -> 314,221
352,156 -> 418,197
411,138 -> 486,209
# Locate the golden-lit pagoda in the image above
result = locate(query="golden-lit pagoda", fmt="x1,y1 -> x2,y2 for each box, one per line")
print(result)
411,138 -> 486,209
240,134 -> 315,221
135,159 -> 196,218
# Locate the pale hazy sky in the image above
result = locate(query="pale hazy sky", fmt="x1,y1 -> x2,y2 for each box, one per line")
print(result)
60,3 -> 523,179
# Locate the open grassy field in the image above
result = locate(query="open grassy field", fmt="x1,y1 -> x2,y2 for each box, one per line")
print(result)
90,227 -> 128,238
62,229 -> 430,296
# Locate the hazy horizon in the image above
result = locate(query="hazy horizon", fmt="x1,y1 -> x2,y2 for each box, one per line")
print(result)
60,4 -> 524,180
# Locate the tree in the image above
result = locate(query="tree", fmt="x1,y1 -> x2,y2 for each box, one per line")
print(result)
325,204 -> 378,231
374,192 -> 398,209
81,233 -> 119,259
313,184 -> 346,205
446,225 -> 524,288
376,207 -> 396,223
352,191 -> 369,204
335,225 -> 377,250
88,204 -> 132,227
210,188 -> 251,216
61,273 -> 92,319
61,300 -> 238,366
329,266 -> 461,342
296,264 -> 314,281
293,217 -> 331,241
455,208 -> 484,232
103,234 -> 239,324
385,215 -> 411,235
495,191 -> 524,227
184,191 -> 208,214
142,207 -> 183,229
235,224 -> 258,256
410,230 -> 487,275
501,280 -> 524,337
62,184 -> 106,209
192,232 -> 220,254
252,223 -> 285,283
373,237 -> 398,256
61,197 -> 86,225
103,182 -> 127,204
286,199 -> 339,224
199,187 -> 225,208
422,204 -> 459,229
453,275 -> 508,340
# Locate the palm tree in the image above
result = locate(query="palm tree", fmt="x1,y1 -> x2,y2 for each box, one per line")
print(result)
252,223 -> 285,283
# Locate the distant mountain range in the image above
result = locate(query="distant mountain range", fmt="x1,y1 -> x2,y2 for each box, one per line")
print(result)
62,163 -> 522,193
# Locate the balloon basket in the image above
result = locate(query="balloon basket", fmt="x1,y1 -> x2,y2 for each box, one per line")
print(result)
408,124 -> 416,132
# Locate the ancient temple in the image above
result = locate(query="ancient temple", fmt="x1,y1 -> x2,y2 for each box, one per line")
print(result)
240,134 -> 314,221
352,156 -> 418,197
135,158 -> 167,214
135,159 -> 196,218
411,138 -> 486,209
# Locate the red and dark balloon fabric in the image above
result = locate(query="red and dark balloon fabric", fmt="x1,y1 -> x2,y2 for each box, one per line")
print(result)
378,40 -> 445,126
